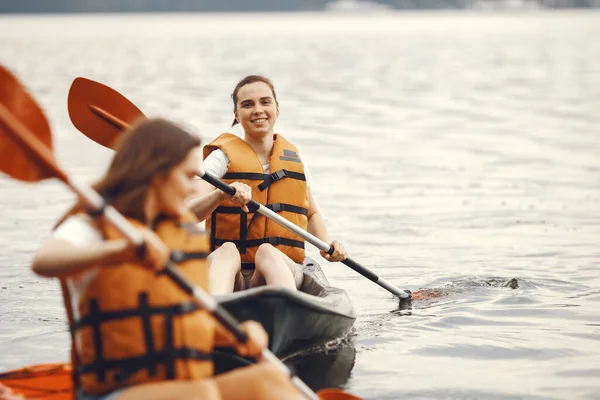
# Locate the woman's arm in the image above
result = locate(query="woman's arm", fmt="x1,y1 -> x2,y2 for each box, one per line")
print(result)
31,216 -> 170,278
306,189 -> 347,262
32,237 -> 131,278
187,149 -> 233,221
187,180 -> 252,222
186,180 -> 228,222
306,189 -> 329,242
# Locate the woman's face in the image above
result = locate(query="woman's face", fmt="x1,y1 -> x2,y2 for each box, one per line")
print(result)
235,81 -> 279,140
153,147 -> 200,217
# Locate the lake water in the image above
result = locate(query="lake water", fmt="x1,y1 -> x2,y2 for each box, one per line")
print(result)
0,10 -> 599,400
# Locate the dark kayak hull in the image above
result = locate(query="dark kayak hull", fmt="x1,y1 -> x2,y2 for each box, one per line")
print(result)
214,257 -> 356,373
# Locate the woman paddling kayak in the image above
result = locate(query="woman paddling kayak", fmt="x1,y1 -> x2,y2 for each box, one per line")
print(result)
188,75 -> 349,295
30,118 -> 305,400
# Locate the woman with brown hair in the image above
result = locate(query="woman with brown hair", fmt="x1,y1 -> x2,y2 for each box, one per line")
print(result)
30,118 -> 304,400
190,75 -> 348,294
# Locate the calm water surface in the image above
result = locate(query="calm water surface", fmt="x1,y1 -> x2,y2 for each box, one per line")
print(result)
0,10 -> 599,399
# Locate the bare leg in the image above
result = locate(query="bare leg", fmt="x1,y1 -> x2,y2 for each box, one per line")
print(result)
116,379 -> 220,400
114,364 -> 304,400
209,242 -> 241,295
215,363 -> 305,400
252,244 -> 302,291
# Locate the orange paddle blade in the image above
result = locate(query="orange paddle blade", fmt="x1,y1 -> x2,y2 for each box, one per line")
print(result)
411,288 -> 448,301
68,77 -> 145,149
0,363 -> 72,400
0,66 -> 56,182
318,388 -> 363,400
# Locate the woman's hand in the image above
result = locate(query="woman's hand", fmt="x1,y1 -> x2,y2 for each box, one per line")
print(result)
233,320 -> 268,358
320,240 -> 348,262
136,227 -> 171,271
228,182 -> 252,213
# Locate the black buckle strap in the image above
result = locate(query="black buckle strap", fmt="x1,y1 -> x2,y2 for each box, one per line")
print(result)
236,203 -> 307,254
241,263 -> 256,271
210,202 -> 307,254
163,310 -> 176,380
139,293 -> 157,377
209,207 -> 247,252
241,202 -> 307,248
222,170 -> 306,191
257,169 -> 306,191
89,298 -> 105,382
112,348 -> 212,383
73,292 -> 209,385
240,211 -> 262,254
71,299 -> 198,332
212,207 -> 247,215
266,203 -> 308,216
76,347 -> 213,384
222,172 -> 268,181
212,237 -> 304,251
248,237 -> 305,249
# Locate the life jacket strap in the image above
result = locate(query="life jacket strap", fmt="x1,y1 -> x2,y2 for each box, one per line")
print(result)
71,293 -> 208,384
220,170 -> 306,192
212,236 -> 305,254
210,203 -> 307,255
257,169 -> 306,191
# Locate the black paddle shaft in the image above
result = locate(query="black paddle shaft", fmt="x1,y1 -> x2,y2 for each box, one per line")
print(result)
200,170 -> 412,301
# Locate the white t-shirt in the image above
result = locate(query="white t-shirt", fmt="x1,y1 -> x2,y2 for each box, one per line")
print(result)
53,215 -> 103,320
201,149 -> 312,187
54,214 -> 103,245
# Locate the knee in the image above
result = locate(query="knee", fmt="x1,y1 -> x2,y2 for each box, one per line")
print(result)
255,243 -> 276,261
220,242 -> 241,262
209,242 -> 241,275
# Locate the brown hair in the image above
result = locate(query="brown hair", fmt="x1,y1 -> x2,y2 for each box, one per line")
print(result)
231,75 -> 278,127
57,118 -> 201,227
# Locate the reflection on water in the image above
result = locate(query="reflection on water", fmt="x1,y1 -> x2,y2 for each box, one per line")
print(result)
213,338 -> 357,391
286,339 -> 357,391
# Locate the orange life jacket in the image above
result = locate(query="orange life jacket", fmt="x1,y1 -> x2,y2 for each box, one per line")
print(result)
203,133 -> 309,265
62,212 -> 214,396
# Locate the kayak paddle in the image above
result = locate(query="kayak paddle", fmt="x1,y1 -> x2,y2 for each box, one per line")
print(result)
0,65 -> 360,400
67,77 -> 412,303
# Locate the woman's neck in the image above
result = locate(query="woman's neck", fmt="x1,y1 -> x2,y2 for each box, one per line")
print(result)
244,133 -> 274,165
144,193 -> 159,225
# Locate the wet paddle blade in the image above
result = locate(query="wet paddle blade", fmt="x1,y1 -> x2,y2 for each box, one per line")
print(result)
0,363 -> 72,399
68,77 -> 145,149
317,388 -> 363,400
411,288 -> 447,301
0,66 -> 55,182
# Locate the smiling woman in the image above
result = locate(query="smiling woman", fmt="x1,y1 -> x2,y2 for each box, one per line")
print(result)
20,116 -> 304,400
187,75 -> 349,295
